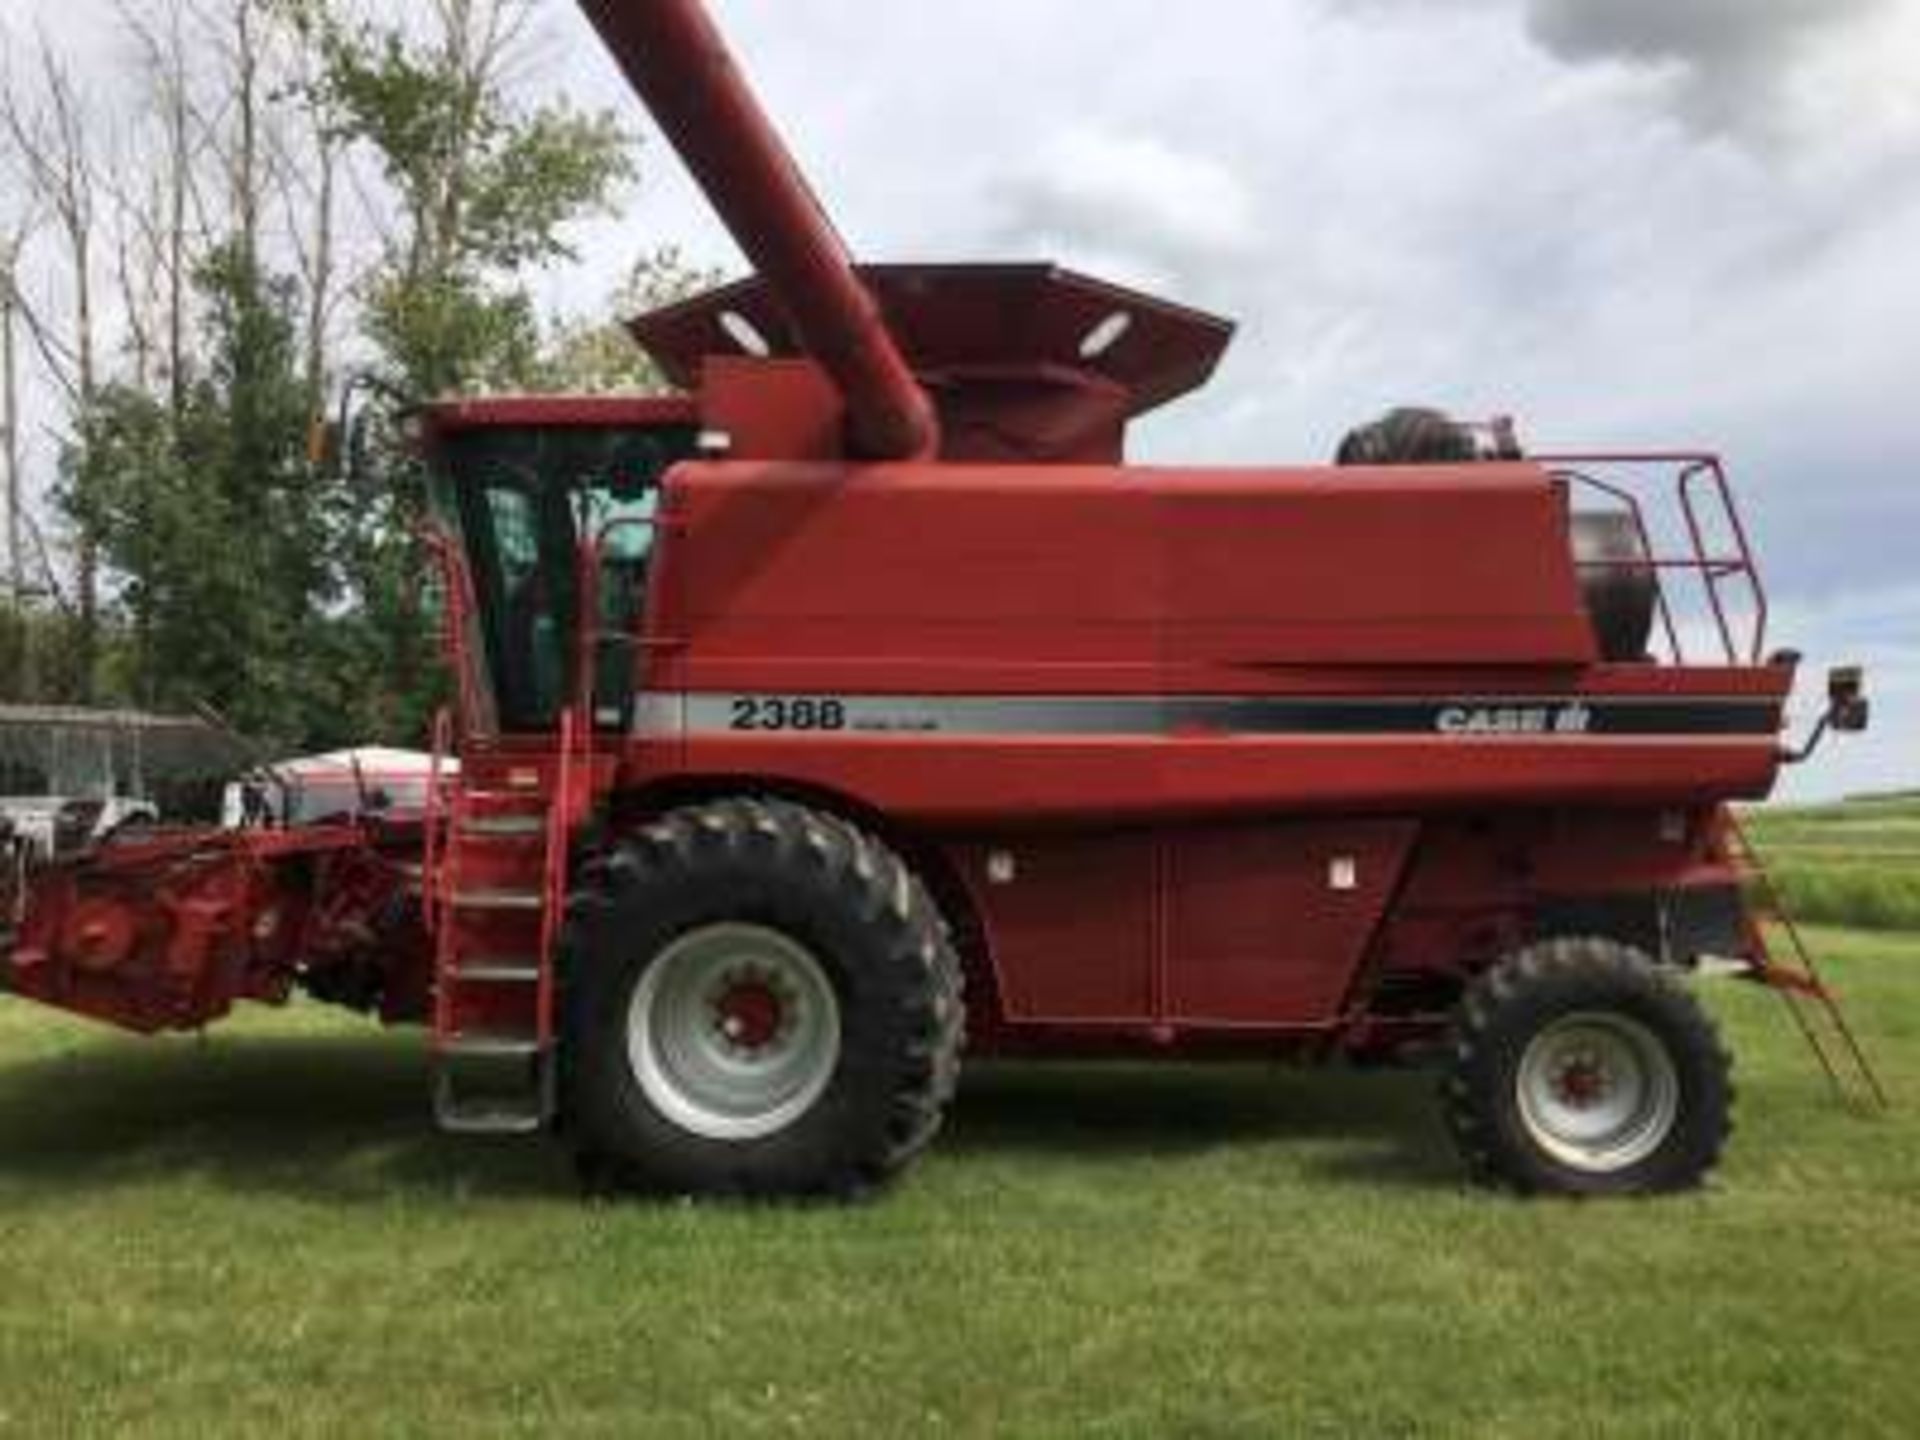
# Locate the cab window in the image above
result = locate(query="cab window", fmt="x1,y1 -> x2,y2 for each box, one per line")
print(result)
437,424 -> 699,732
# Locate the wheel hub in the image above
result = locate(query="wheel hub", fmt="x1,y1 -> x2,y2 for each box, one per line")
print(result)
629,924 -> 842,1142
712,973 -> 787,1053
1515,1012 -> 1681,1174
1552,1054 -> 1611,1110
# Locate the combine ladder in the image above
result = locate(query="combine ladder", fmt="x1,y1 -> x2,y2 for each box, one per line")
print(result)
426,711 -> 586,1135
1728,816 -> 1889,1113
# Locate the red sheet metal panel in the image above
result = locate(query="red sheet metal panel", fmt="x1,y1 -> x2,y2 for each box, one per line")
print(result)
1162,821 -> 1416,1024
700,357 -> 846,462
956,834 -> 1156,1025
655,459 -> 1594,695
954,820 -> 1414,1031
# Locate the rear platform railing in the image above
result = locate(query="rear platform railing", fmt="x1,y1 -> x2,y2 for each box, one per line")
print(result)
1535,451 -> 1770,666
1537,456 -> 1888,1107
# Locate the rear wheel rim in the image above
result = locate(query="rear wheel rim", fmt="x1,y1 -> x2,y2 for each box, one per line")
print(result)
1515,1011 -> 1681,1174
629,924 -> 841,1142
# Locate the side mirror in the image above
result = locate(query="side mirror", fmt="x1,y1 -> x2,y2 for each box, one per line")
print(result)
1829,665 -> 1870,734
1783,664 -> 1871,764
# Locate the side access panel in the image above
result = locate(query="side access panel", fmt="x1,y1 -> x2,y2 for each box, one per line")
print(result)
955,820 -> 1415,1031
956,832 -> 1157,1025
1162,821 -> 1415,1025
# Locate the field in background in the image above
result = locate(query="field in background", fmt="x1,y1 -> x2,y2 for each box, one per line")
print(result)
0,803 -> 1912,1435
1746,795 -> 1920,931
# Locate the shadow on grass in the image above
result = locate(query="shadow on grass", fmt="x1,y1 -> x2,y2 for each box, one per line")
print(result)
947,1062 -> 1460,1188
0,1031 -> 572,1204
0,1032 -> 1460,1204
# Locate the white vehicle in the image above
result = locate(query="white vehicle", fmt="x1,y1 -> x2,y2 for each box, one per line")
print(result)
0,793 -> 161,860
220,747 -> 455,829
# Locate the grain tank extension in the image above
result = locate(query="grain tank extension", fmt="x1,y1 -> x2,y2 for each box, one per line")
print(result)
0,0 -> 1878,1200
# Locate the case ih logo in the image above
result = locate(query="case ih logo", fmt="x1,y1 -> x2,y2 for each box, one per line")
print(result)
1437,703 -> 1594,737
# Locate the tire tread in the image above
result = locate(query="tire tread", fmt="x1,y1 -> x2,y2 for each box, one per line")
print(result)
561,798 -> 965,1200
1442,935 -> 1733,1196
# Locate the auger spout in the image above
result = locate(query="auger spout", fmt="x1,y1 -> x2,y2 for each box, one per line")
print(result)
575,0 -> 941,461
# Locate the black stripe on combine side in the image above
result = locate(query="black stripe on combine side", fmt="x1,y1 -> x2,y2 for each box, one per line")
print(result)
666,694 -> 1784,739
1200,698 -> 1782,738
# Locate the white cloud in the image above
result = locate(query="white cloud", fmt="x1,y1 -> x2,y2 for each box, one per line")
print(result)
1524,0 -> 1890,141
990,129 -> 1262,291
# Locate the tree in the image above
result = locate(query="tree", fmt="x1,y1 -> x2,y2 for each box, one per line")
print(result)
1,35 -> 104,692
1,211 -> 30,603
292,0 -> 654,740
61,244 -> 361,748
540,246 -> 719,393
300,0 -> 636,397
2,0 -> 709,751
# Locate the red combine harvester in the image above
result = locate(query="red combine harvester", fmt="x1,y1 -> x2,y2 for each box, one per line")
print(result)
0,0 -> 1881,1198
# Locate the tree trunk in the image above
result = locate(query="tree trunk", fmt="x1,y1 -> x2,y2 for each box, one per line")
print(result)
304,135 -> 337,422
1,245 -> 20,604
232,0 -> 261,271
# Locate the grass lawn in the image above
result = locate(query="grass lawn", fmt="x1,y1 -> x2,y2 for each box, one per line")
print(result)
0,923 -> 1913,1437
1746,796 -> 1920,931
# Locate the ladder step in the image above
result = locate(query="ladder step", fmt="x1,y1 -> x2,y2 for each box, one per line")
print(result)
462,788 -> 550,806
431,1042 -> 556,1136
435,1102 -> 547,1137
438,1033 -> 545,1060
449,889 -> 545,912
459,814 -> 547,839
453,960 -> 542,984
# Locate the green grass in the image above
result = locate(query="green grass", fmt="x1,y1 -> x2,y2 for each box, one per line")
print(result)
1747,797 -> 1920,931
0,929 -> 1916,1436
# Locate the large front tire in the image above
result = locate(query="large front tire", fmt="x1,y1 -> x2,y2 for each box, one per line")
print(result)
1442,937 -> 1732,1196
562,799 -> 964,1199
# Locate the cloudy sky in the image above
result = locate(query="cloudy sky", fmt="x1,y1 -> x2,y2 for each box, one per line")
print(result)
18,0 -> 1920,797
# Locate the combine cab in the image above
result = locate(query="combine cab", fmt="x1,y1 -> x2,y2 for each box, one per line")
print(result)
0,0 -> 1878,1199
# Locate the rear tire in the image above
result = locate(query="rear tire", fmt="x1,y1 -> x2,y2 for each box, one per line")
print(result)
1442,937 -> 1732,1196
562,799 -> 964,1199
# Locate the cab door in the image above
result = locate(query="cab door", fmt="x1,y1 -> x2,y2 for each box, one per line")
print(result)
581,485 -> 665,735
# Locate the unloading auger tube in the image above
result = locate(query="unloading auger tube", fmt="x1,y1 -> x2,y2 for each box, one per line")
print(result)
574,0 -> 941,462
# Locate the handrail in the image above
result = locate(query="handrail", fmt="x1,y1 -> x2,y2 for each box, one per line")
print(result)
1679,458 -> 1769,664
537,706 -> 579,1049
573,513 -> 677,729
1538,451 -> 1769,666
572,532 -> 604,728
1553,465 -> 1683,663
419,523 -> 485,734
422,705 -> 453,942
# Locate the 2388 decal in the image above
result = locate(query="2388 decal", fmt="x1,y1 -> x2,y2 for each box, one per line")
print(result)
729,697 -> 849,732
